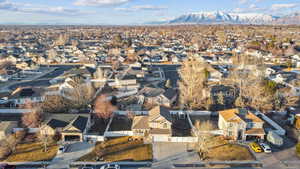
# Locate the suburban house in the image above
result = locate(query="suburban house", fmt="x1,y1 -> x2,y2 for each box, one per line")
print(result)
40,113 -> 91,142
132,106 -> 172,141
132,116 -> 150,137
218,108 -> 265,141
156,88 -> 177,107
9,87 -> 46,106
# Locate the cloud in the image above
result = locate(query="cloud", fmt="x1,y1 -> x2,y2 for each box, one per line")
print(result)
233,4 -> 265,13
0,0 -> 18,11
74,0 -> 131,7
0,0 -> 84,16
115,5 -> 167,12
239,0 -> 248,4
271,3 -> 298,11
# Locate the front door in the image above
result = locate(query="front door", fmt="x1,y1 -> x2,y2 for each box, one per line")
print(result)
238,130 -> 243,140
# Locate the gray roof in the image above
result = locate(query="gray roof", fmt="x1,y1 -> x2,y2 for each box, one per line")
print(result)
44,113 -> 89,131
163,88 -> 177,100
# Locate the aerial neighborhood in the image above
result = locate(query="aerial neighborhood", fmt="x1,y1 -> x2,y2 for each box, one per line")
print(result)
0,25 -> 299,169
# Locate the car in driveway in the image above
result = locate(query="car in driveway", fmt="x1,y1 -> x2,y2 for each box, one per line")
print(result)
259,142 -> 272,153
100,164 -> 120,169
249,142 -> 263,153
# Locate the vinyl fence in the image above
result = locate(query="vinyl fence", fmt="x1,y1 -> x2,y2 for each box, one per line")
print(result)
152,136 -> 197,143
84,135 -> 105,142
13,128 -> 39,133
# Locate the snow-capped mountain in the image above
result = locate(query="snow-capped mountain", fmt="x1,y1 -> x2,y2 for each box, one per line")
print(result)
273,12 -> 300,25
168,11 -> 277,24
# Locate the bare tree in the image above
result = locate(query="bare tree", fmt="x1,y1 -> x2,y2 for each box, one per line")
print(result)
226,67 -> 276,113
216,92 -> 225,110
47,49 -> 57,60
193,120 -> 214,160
41,95 -> 71,114
21,101 -> 42,128
63,81 -> 95,110
37,133 -> 53,152
179,57 -> 208,109
165,79 -> 172,89
93,67 -> 104,79
94,94 -> 117,119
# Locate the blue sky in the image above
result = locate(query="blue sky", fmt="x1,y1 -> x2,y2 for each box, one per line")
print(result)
0,0 -> 299,24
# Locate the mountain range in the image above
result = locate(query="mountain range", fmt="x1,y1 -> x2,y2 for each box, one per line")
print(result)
154,11 -> 300,25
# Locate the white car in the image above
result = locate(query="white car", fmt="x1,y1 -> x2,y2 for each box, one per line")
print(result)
57,145 -> 67,154
100,164 -> 120,169
259,143 -> 272,153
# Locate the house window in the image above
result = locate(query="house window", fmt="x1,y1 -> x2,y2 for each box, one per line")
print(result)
228,131 -> 232,136
163,123 -> 168,128
229,123 -> 233,127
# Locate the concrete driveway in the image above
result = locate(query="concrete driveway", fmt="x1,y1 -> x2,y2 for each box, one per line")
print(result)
47,142 -> 94,169
152,142 -> 200,169
255,137 -> 300,169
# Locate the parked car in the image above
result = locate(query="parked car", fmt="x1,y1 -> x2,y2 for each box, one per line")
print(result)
259,143 -> 272,153
57,145 -> 67,154
249,142 -> 263,153
100,164 -> 120,169
0,164 -> 16,169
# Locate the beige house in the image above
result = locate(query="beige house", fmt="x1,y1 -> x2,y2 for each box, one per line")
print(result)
132,106 -> 172,139
40,114 -> 90,142
218,108 -> 265,141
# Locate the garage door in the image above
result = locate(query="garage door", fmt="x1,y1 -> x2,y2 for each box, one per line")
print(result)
64,135 -> 81,142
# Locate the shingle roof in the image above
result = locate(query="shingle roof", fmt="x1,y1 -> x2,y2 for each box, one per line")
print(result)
162,88 -> 177,100
149,106 -> 172,123
9,87 -> 45,99
150,128 -> 171,135
219,108 -> 263,123
132,116 -> 149,130
43,113 -> 89,130
245,128 -> 265,135
69,116 -> 88,132
47,119 -> 69,129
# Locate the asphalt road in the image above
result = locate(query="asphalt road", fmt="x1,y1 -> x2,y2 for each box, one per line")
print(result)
9,65 -> 75,90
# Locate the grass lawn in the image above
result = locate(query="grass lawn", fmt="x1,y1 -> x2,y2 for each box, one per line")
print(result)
4,141 -> 58,162
207,144 -> 255,161
104,144 -> 152,162
78,137 -> 153,162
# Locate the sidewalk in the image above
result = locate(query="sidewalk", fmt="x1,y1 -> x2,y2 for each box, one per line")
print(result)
47,142 -> 94,169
